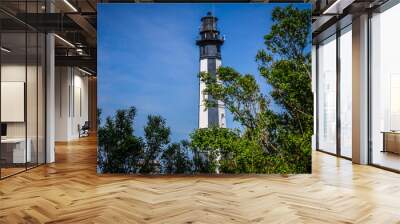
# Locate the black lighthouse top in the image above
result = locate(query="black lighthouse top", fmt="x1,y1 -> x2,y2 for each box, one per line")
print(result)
196,12 -> 224,59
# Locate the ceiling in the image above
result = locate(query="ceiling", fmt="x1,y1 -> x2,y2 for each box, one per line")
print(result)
0,0 -> 97,74
1,0 -> 318,75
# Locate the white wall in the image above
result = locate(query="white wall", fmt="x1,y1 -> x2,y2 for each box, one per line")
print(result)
0,65 -> 27,146
1,65 -> 26,138
1,63 -> 46,164
1,65 -> 37,138
55,67 -> 69,141
55,67 -> 89,141
1,82 -> 25,122
71,72 -> 89,138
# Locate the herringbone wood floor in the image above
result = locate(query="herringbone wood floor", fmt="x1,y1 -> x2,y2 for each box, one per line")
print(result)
1,136 -> 400,224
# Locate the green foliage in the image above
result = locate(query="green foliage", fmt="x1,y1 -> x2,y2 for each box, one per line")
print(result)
97,107 -> 144,173
199,5 -> 312,173
161,141 -> 193,174
97,108 -> 102,127
98,108 -> 197,174
257,5 -> 312,173
259,5 -> 311,61
199,68 -> 271,155
191,145 -> 210,173
190,127 -> 239,173
200,67 -> 267,134
190,127 -> 274,173
140,115 -> 171,173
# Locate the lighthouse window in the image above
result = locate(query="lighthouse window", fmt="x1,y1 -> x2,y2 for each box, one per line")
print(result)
208,45 -> 216,55
201,46 -> 205,55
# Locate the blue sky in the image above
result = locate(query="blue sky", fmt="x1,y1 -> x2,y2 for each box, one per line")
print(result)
98,3 -> 311,142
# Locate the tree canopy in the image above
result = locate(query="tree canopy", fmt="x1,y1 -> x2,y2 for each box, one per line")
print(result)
200,5 -> 312,173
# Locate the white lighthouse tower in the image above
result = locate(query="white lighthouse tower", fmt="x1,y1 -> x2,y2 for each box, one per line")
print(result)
196,12 -> 226,129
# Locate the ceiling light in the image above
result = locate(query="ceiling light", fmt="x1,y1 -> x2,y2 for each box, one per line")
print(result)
63,0 -> 78,12
76,49 -> 85,56
322,0 -> 355,15
54,34 -> 75,48
323,0 -> 341,14
78,67 -> 93,76
1,47 -> 11,53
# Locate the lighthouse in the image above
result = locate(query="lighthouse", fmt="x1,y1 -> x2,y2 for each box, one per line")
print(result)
196,12 -> 226,129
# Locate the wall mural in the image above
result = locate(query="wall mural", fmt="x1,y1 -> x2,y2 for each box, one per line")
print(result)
97,3 -> 312,174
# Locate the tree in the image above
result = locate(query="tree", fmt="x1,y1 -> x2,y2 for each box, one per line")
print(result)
256,5 -> 312,173
257,5 -> 310,63
97,108 -> 102,127
190,127 -> 270,173
190,127 -> 238,173
199,68 -> 271,152
199,5 -> 312,173
161,140 -> 192,174
191,144 -> 210,173
256,6 -> 312,128
99,107 -> 190,174
140,115 -> 171,173
97,106 -> 144,173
